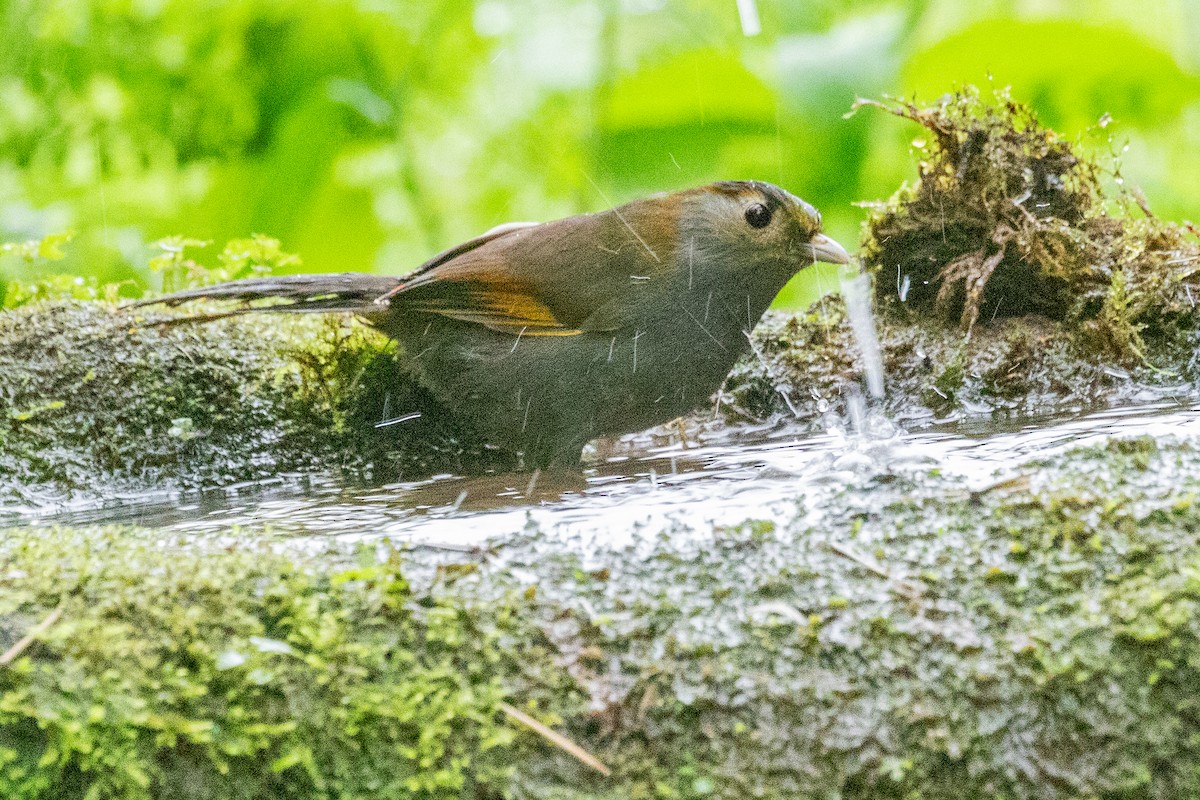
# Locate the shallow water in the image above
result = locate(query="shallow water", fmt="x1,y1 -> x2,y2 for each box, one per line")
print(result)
13,398 -> 1200,548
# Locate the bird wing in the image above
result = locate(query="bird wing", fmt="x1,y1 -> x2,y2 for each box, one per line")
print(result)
383,198 -> 678,336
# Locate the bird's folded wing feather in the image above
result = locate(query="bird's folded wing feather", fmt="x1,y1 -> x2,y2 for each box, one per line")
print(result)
384,200 -> 678,336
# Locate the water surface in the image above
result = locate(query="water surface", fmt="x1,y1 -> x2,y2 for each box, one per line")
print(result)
16,399 -> 1200,548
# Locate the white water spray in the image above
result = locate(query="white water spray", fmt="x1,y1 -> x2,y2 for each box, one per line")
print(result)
840,270 -> 886,401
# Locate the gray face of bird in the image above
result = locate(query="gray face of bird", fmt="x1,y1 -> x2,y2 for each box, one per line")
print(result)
670,182 -> 848,314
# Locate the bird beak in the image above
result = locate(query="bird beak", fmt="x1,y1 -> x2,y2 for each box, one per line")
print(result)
804,233 -> 851,265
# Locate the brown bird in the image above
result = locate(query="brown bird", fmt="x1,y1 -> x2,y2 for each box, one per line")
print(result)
136,181 -> 849,466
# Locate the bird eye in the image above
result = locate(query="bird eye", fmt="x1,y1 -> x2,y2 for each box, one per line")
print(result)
744,203 -> 772,229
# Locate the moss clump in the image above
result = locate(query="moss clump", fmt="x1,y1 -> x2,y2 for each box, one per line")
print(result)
712,89 -> 1200,430
858,88 -> 1200,364
0,529 -> 536,799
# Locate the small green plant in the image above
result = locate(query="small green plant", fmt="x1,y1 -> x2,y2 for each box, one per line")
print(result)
0,233 -> 102,309
146,236 -> 211,294
2,232 -> 307,308
147,234 -> 302,294
0,233 -> 73,262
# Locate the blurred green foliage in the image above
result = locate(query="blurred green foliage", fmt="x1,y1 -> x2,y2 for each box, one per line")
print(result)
1,0 -> 1198,308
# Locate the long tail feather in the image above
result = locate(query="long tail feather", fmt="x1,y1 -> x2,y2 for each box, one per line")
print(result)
127,273 -> 403,316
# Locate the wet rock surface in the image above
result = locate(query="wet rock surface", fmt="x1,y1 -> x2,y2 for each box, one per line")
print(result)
475,435 -> 1200,799
5,436 -> 1200,798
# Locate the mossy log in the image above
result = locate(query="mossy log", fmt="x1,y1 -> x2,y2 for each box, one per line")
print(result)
3,437 -> 1200,798
0,529 -> 529,799
495,435 -> 1200,799
4,95 -> 1200,505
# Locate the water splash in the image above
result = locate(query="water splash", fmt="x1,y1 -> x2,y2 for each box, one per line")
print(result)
839,270 -> 885,400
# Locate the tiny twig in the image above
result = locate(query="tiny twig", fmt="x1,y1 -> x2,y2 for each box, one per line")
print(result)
500,702 -> 611,776
674,418 -> 691,450
524,468 -> 541,499
374,411 -> 422,429
969,474 -> 1031,503
825,541 -> 889,578
825,542 -> 924,599
411,541 -> 479,553
0,605 -> 64,666
1131,185 -> 1155,219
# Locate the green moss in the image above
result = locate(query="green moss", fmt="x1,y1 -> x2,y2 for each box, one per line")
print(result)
0,302 -> 515,508
929,350 -> 965,404
0,529 -> 531,799
857,88 -> 1200,366
7,438 -> 1200,797
481,437 -> 1200,798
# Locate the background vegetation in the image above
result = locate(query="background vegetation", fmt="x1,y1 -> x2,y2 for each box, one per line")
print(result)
2,0 -> 1198,307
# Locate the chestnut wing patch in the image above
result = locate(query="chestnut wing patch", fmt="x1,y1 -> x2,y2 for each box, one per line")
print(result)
398,281 -> 582,336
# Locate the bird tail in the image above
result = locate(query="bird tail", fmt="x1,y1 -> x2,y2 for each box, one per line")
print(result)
127,273 -> 403,320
